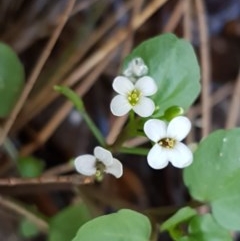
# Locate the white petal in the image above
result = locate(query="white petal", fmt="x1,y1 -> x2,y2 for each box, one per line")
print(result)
94,146 -> 113,166
167,116 -> 191,141
74,155 -> 96,175
110,95 -> 132,116
147,144 -> 169,169
135,76 -> 157,96
132,97 -> 155,117
168,142 -> 193,168
105,158 -> 123,178
144,119 -> 167,142
112,76 -> 134,95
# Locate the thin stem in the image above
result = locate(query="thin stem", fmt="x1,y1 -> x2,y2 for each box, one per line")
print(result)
81,111 -> 105,147
129,110 -> 135,124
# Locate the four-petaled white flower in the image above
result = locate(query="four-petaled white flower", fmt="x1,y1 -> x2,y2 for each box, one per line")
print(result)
110,76 -> 157,117
74,146 -> 123,179
144,116 -> 193,169
123,57 -> 148,80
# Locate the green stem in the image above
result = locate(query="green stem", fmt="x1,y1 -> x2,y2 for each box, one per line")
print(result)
54,85 -> 106,147
118,147 -> 148,156
81,111 -> 106,147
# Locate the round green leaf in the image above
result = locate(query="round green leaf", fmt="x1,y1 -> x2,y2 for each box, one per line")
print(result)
17,156 -> 45,177
0,42 -> 24,117
49,203 -> 92,241
184,128 -> 240,230
72,209 -> 151,241
178,214 -> 232,241
123,34 -> 200,117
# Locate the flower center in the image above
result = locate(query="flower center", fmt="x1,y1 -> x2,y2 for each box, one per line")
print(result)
159,138 -> 176,149
128,89 -> 141,106
95,161 -> 106,181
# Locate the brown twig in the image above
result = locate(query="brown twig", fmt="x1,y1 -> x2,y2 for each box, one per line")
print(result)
225,68 -> 240,129
163,0 -> 184,33
0,174 -> 93,187
42,162 -> 75,176
14,1 -> 134,132
195,0 -> 212,137
183,0 -> 192,40
191,82 -> 233,116
0,0 -> 77,146
106,116 -> 129,145
0,196 -> 49,233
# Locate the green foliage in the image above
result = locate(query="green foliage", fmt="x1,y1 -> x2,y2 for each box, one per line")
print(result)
17,156 -> 45,177
48,203 -> 92,241
161,207 -> 197,232
54,85 -> 105,146
72,209 -> 151,241
184,128 -> 240,230
0,42 -> 24,117
178,214 -> 232,241
123,33 -> 200,117
162,105 -> 184,121
19,218 -> 39,239
54,85 -> 85,111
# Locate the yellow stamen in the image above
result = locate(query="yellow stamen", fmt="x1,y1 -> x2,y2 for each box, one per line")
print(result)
159,138 -> 176,149
128,89 -> 141,106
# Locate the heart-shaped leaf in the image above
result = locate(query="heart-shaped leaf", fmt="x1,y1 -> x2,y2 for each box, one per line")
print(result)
123,34 -> 201,117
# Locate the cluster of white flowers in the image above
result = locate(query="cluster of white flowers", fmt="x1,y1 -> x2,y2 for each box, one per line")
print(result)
74,58 -> 193,179
110,58 -> 157,118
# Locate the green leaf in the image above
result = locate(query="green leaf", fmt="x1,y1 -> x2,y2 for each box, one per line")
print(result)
17,156 -> 45,177
184,128 -> 240,230
178,214 -> 232,241
0,42 -> 24,117
48,203 -> 92,241
123,34 -> 200,117
72,209 -> 151,241
161,206 -> 197,232
19,218 -> 39,238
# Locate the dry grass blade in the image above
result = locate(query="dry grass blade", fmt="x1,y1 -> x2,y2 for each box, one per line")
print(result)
0,196 -> 49,233
0,175 -> 93,187
225,68 -> 240,129
0,0 -> 77,146
163,0 -> 184,33
195,0 -> 212,137
13,1 -> 134,132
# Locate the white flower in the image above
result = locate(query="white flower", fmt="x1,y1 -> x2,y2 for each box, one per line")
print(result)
74,146 -> 123,179
123,57 -> 148,80
143,116 -> 193,169
110,76 -> 157,117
